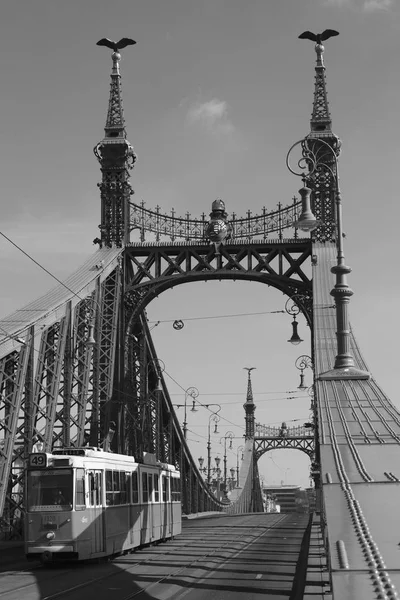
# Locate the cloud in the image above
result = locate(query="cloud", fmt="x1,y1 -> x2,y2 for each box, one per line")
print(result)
324,0 -> 393,9
186,99 -> 235,137
363,0 -> 392,11
325,0 -> 351,5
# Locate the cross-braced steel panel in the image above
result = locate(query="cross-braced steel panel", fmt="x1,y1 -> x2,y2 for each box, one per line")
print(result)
124,240 -> 313,326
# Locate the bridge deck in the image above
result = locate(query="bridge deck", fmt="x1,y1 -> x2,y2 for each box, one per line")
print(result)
314,242 -> 400,599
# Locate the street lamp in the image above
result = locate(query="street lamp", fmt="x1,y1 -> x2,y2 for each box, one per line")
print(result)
229,467 -> 236,491
236,445 -> 244,487
295,355 -> 313,390
285,296 -> 303,345
212,456 -> 222,499
173,386 -> 199,440
287,136 -> 369,380
220,431 -> 234,490
189,401 -> 222,486
207,409 -> 221,485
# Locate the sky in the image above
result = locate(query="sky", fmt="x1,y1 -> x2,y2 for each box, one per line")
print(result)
0,0 -> 399,489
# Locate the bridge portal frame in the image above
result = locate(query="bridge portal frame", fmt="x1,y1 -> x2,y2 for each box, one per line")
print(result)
123,238 -> 313,327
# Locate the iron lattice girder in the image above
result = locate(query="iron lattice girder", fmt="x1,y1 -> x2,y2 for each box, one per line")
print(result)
125,240 -> 313,322
254,435 -> 315,461
0,268 -> 122,536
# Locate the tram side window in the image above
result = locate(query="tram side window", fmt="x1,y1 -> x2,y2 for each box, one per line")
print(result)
132,471 -> 138,504
119,472 -> 128,505
106,470 -> 114,506
89,471 -> 103,507
171,477 -> 181,502
75,468 -> 85,510
142,472 -> 148,503
154,474 -> 159,502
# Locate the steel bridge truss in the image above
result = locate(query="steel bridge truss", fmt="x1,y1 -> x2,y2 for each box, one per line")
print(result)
253,422 -> 315,462
124,239 -> 313,325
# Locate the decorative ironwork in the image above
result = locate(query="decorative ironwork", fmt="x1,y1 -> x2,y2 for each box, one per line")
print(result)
295,355 -> 313,390
254,421 -> 315,461
129,198 -> 301,243
255,422 -> 313,438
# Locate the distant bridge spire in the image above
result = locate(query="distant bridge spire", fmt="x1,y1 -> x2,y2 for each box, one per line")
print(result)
298,29 -> 339,136
94,38 -> 137,248
243,368 -> 256,439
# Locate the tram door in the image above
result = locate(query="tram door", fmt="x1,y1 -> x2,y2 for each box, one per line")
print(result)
167,476 -> 173,537
88,470 -> 104,554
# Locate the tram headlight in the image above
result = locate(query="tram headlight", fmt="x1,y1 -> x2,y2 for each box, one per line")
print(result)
46,531 -> 55,540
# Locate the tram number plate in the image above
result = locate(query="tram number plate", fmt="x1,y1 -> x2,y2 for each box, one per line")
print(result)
28,453 -> 47,468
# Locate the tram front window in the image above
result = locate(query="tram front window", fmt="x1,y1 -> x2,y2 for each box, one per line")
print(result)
27,470 -> 73,511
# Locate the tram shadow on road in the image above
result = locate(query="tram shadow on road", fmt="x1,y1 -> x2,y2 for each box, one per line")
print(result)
0,547 -> 163,600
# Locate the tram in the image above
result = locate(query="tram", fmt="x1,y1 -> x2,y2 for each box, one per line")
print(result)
24,448 -> 181,562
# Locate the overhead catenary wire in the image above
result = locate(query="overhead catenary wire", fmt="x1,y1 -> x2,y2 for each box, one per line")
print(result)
149,310 -> 285,325
0,230 -> 86,303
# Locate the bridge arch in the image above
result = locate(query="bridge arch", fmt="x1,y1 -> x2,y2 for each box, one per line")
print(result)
254,423 -> 315,464
124,240 -> 313,331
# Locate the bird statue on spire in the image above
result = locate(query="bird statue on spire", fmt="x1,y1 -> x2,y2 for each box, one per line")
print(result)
96,37 -> 136,51
298,29 -> 339,44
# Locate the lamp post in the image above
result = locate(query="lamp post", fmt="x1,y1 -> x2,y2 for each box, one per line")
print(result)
229,467 -> 236,491
236,445 -> 244,487
207,410 -> 221,485
188,401 -> 222,486
173,386 -> 199,440
220,431 -> 234,490
286,136 -> 369,380
295,355 -> 313,390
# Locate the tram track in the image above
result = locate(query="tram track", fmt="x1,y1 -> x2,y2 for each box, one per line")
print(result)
117,515 -> 290,600
0,516 -> 288,600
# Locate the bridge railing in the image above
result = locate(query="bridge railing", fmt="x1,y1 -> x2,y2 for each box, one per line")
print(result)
129,199 -> 301,242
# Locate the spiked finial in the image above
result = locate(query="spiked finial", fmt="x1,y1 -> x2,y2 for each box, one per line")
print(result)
243,367 -> 256,404
96,37 -> 136,139
299,29 -> 339,135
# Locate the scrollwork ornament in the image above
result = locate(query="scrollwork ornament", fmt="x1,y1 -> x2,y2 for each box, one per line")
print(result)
93,143 -> 103,163
286,135 -> 342,183
295,355 -> 313,372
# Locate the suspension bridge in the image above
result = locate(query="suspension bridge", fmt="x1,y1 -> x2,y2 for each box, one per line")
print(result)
0,34 -> 399,599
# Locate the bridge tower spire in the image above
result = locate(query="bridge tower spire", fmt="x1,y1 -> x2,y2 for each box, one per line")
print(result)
310,41 -> 333,135
243,368 -> 256,440
300,32 -> 341,243
94,39 -> 137,248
